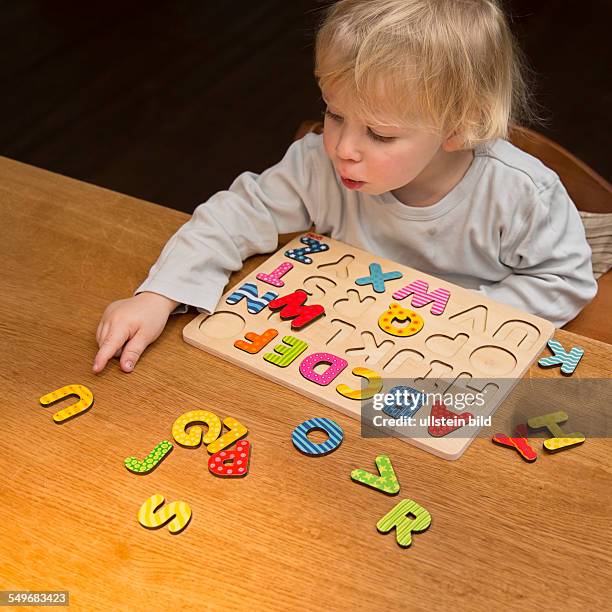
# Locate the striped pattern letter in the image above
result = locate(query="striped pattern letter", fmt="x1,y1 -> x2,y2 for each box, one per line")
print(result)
291,417 -> 344,456
492,424 -> 538,462
138,494 -> 192,534
538,339 -> 584,375
263,335 -> 308,367
226,282 -> 278,314
392,279 -> 450,315
376,499 -> 431,547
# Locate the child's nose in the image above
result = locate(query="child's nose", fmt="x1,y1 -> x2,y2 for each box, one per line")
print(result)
335,129 -> 362,162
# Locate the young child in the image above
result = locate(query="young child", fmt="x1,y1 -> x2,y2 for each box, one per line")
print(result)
93,0 -> 597,374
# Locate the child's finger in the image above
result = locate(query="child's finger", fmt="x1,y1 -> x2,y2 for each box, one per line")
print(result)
96,321 -> 109,346
119,331 -> 150,372
92,328 -> 130,373
96,324 -> 122,358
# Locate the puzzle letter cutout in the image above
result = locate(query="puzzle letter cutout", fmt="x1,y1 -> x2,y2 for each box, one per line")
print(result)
183,233 -> 556,460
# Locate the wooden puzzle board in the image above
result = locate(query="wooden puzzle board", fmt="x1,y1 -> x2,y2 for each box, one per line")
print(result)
183,233 -> 555,460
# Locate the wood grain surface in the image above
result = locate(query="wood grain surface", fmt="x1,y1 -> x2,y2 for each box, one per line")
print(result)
1,156 -> 610,611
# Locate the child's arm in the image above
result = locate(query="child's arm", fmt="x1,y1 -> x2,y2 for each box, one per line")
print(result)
93,135 -> 322,372
477,179 -> 597,327
134,135 -> 320,314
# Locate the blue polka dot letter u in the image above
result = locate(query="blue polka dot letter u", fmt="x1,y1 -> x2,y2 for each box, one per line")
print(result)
291,417 -> 344,456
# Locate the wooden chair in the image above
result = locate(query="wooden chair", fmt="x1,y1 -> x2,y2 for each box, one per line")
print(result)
293,120 -> 612,344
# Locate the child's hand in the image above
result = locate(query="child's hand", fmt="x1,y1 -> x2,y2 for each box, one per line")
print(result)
92,292 -> 180,373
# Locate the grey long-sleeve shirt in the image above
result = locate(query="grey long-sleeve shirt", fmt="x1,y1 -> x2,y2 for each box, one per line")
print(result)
136,133 -> 597,327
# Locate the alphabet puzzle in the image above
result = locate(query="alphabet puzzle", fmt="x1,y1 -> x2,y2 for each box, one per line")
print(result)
183,233 -> 555,460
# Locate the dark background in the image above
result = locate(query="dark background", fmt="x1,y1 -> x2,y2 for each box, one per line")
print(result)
3,0 -> 610,214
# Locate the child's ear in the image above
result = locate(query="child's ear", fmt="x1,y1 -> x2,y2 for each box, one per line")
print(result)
442,133 -> 465,152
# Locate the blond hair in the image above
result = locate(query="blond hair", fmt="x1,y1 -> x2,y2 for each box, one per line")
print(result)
314,0 -> 533,147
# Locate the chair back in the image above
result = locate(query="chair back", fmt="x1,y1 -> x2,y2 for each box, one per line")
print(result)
509,126 -> 612,214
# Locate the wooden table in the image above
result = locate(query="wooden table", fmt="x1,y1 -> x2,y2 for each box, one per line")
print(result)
2,156 -> 610,611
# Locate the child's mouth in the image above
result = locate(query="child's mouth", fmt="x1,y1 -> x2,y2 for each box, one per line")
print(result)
340,176 -> 365,189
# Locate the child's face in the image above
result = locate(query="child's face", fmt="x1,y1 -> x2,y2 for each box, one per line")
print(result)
322,91 -> 449,196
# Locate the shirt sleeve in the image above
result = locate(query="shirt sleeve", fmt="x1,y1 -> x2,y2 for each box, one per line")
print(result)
135,135 -> 321,313
476,178 -> 597,327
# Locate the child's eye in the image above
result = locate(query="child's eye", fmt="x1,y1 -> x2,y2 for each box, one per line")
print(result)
324,109 -> 395,143
324,109 -> 342,122
367,129 -> 396,143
